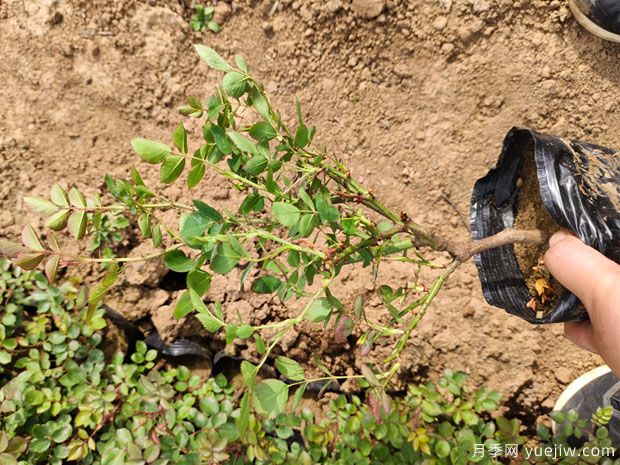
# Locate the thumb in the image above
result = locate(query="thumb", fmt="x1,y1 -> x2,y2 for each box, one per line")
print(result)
544,230 -> 620,309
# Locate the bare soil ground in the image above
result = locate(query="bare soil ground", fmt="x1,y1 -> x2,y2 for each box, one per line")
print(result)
2,0 -> 619,426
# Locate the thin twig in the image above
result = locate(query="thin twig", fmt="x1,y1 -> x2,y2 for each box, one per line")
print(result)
441,195 -> 470,232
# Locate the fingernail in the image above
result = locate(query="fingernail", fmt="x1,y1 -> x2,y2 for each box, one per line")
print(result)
549,229 -> 571,247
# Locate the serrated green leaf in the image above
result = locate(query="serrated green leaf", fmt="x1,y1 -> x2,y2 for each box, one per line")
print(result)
272,202 -> 300,228
68,188 -> 87,208
254,380 -> 289,418
210,243 -> 239,275
45,209 -> 70,231
275,356 -> 305,381
89,267 -> 119,314
244,155 -> 268,175
160,154 -> 185,184
249,122 -> 277,141
294,124 -> 309,148
236,324 -> 254,339
316,191 -> 339,223
68,211 -> 87,240
44,255 -> 60,284
152,224 -> 163,247
66,441 -> 87,461
188,160 -> 205,188
187,269 -> 212,296
227,131 -> 258,155
239,193 -> 264,214
51,424 -> 72,444
235,54 -> 248,71
131,138 -> 171,164
299,213 -> 318,238
173,291 -> 193,319
173,123 -> 188,154
210,125 -> 234,154
222,71 -> 247,98
292,384 -> 306,411
190,289 -> 222,332
305,298 -> 333,323
236,392 -> 250,436
193,200 -> 223,222
29,438 -> 50,454
15,252 -> 45,270
22,225 -> 44,251
164,250 -> 197,272
181,212 -> 210,244
194,45 -> 232,72
24,197 -> 59,217
252,275 -> 281,293
241,361 -> 257,388
50,183 -> 69,207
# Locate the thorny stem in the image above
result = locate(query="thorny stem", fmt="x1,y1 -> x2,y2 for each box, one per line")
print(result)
255,278 -> 334,373
387,260 -> 461,364
65,244 -> 182,264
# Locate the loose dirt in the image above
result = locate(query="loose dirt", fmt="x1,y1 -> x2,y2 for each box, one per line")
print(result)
2,0 -> 619,425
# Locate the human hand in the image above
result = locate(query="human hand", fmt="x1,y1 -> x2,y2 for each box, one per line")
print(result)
544,230 -> 620,375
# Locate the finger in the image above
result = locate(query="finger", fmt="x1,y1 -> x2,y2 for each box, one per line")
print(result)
544,231 -> 620,309
564,321 -> 598,353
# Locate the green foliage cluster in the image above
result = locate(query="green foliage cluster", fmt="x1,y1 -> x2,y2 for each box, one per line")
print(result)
0,259 -> 618,464
189,5 -> 220,33
5,46 -> 450,414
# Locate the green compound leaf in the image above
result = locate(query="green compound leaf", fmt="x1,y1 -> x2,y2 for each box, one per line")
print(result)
272,202 -> 300,228
131,138 -> 171,164
253,379 -> 289,418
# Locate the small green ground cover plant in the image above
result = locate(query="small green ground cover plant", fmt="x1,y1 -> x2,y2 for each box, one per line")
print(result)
0,259 -> 617,464
189,5 -> 220,33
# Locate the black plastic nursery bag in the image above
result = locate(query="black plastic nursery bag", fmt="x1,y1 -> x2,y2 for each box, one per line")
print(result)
470,127 -> 620,324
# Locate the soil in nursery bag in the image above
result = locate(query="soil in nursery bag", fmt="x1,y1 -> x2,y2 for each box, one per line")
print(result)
471,127 -> 620,324
512,148 -> 562,319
